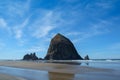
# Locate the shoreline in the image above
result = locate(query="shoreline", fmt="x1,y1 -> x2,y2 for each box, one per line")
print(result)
0,60 -> 117,80
0,60 -> 112,74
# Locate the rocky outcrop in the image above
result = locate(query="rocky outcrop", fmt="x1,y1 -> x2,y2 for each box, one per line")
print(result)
23,53 -> 38,60
44,33 -> 83,60
84,55 -> 89,60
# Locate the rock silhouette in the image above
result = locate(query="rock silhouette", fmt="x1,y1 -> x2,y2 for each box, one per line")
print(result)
23,53 -> 38,60
44,33 -> 83,60
84,55 -> 89,60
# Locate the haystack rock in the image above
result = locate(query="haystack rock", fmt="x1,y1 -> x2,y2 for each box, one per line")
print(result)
44,33 -> 83,60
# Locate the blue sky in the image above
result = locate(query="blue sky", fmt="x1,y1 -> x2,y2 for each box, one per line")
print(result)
0,0 -> 120,59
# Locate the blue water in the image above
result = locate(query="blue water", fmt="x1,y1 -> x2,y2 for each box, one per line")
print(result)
79,61 -> 120,80
80,60 -> 120,70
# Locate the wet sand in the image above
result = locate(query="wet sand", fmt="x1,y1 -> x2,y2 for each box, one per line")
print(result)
0,60 -> 110,74
0,60 -> 118,80
0,73 -> 23,80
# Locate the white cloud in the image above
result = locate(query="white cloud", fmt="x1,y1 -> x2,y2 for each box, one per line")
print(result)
85,0 -> 114,10
26,46 -> 46,52
7,0 -> 30,17
33,26 -> 55,38
0,0 -> 31,41
95,1 -> 113,9
30,11 -> 58,38
0,18 -> 11,34
13,17 -> 29,39
0,18 -> 7,28
66,20 -> 110,43
14,29 -> 22,39
90,19 -> 110,34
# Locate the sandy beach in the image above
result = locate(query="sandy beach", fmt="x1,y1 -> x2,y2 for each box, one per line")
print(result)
0,73 -> 23,80
0,60 -> 110,74
0,60 -> 119,80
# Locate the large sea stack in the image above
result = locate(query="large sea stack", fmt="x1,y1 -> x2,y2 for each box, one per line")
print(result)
44,33 -> 83,60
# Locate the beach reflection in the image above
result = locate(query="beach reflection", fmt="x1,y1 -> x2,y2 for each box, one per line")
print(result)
0,66 -> 76,80
51,61 -> 81,65
48,72 -> 74,80
85,62 -> 89,66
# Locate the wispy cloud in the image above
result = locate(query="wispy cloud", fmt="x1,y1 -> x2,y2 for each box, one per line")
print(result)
33,26 -> 55,38
94,1 -> 114,9
26,46 -> 46,52
90,20 -> 110,34
30,11 -> 59,38
0,0 -> 31,44
0,18 -> 7,28
85,0 -> 115,10
14,28 -> 22,39
0,18 -> 11,34
66,20 -> 110,43
13,17 -> 29,39
7,0 -> 30,17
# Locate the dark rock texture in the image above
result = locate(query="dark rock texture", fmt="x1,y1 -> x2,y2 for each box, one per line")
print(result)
84,55 -> 89,60
44,33 -> 83,60
23,53 -> 38,60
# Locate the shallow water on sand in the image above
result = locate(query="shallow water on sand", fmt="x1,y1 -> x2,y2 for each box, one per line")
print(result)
0,66 -> 48,80
0,61 -> 120,80
81,61 -> 120,70
78,60 -> 120,80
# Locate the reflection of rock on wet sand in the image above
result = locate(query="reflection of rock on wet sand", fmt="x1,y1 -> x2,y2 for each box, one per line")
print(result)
50,61 -> 81,65
48,72 -> 75,80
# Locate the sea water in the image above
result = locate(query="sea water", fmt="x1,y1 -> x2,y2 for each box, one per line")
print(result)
75,60 -> 120,80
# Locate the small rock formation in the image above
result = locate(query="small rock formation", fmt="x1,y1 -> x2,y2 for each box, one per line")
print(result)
38,58 -> 44,60
84,55 -> 89,60
44,33 -> 83,60
23,53 -> 38,60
